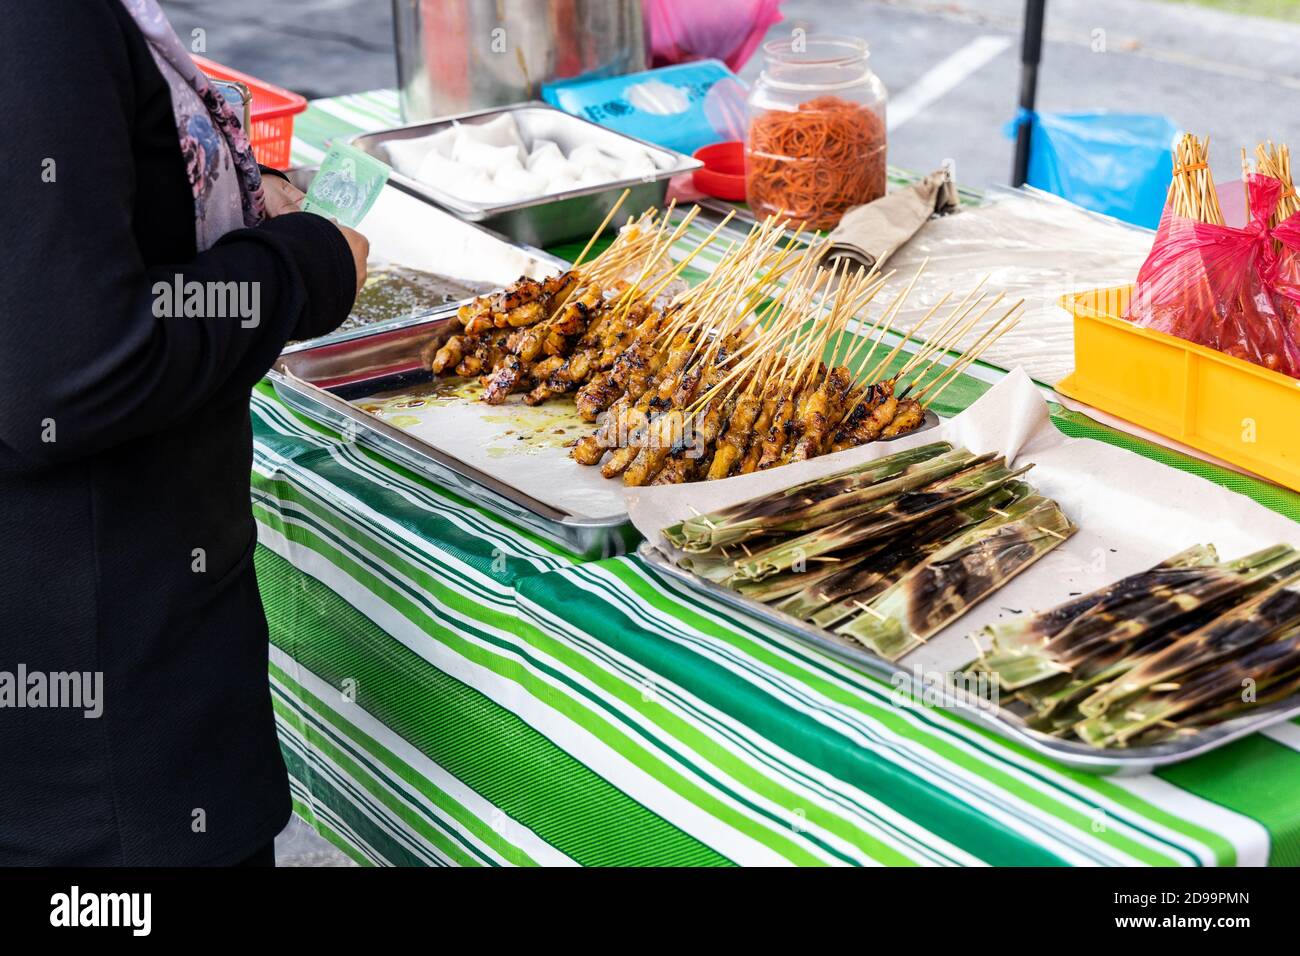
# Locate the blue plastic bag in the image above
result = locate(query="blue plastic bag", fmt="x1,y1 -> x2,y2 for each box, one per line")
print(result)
1008,112 -> 1178,229
543,60 -> 740,156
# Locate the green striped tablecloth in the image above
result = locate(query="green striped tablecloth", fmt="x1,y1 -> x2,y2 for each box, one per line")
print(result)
248,90 -> 1300,866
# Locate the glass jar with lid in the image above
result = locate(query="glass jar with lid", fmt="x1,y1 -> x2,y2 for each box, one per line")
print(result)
744,36 -> 888,231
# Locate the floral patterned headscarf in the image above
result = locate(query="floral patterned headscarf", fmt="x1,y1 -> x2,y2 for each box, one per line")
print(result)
118,0 -> 268,250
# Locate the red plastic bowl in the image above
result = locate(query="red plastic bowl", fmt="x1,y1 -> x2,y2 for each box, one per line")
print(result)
693,141 -> 747,202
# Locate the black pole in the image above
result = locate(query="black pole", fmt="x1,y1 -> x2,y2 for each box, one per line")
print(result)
1012,0 -> 1047,187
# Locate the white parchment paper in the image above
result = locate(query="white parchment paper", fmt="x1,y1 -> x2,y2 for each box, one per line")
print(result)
627,369 -> 1300,670
356,384 -> 628,520
362,182 -> 556,285
856,188 -> 1154,387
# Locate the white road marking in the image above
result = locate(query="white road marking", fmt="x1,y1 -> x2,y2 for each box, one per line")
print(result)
887,34 -> 1014,131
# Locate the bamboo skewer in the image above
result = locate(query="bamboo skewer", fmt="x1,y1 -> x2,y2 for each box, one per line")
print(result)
571,188 -> 630,270
899,292 -> 1006,392
918,302 -> 1025,408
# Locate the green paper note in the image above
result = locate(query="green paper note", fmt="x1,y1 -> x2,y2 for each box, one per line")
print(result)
303,141 -> 390,227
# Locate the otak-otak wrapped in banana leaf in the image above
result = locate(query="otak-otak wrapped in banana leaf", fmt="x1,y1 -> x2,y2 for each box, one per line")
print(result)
964,542 -> 1300,748
1073,625 -> 1300,747
835,495 -> 1077,661
663,443 -> 959,553
980,544 -> 1298,690
780,485 -> 1022,625
730,455 -> 1031,582
1078,574 -> 1300,717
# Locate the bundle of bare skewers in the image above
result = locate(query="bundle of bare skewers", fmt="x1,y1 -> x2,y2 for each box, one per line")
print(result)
418,190 -> 1024,485
1130,132 -> 1300,376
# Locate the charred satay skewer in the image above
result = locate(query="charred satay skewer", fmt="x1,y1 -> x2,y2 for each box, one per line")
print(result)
580,327 -> 701,472
789,365 -> 854,461
707,354 -> 772,479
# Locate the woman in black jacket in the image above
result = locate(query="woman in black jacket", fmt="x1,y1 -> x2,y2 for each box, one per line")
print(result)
0,0 -> 367,865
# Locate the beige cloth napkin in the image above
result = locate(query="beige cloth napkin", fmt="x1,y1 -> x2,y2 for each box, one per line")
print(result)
820,167 -> 960,272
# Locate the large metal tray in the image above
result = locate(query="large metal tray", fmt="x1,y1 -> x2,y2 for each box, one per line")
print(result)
639,541 -> 1300,774
271,307 -> 635,559
283,166 -> 569,350
348,102 -> 702,247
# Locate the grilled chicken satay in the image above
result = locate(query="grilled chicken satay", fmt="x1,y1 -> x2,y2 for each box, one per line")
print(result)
623,409 -> 687,486
528,354 -> 567,385
514,284 -> 603,362
459,274 -> 547,334
827,383 -> 873,446
771,372 -> 826,467
626,343 -> 739,486
530,304 -> 661,406
739,384 -> 782,474
572,372 -> 625,422
426,334 -> 465,374
651,454 -> 695,485
789,365 -> 853,462
597,333 -> 701,478
455,329 -> 510,377
457,297 -> 496,335
880,397 -> 925,438
755,379 -> 799,470
524,351 -> 592,405
656,392 -> 735,485
482,293 -> 605,402
489,271 -> 576,329
432,270 -> 574,370
706,369 -> 764,480
577,308 -> 667,412
586,324 -> 694,445
482,354 -> 533,404
573,330 -> 682,464
830,384 -> 898,450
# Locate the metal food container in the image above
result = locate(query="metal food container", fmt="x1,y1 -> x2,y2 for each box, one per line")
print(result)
282,166 -> 569,349
271,308 -> 637,560
391,0 -> 645,120
348,102 -> 702,247
638,543 -> 1300,774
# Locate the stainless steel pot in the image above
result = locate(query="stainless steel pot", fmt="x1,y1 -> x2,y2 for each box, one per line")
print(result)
392,0 -> 646,121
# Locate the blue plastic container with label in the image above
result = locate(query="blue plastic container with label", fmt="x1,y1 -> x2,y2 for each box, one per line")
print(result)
543,60 -> 742,156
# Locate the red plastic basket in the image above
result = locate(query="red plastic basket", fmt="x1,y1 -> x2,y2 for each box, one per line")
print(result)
192,55 -> 307,169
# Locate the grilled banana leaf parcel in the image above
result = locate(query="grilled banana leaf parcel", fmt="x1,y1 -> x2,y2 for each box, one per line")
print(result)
665,442 -> 961,554
835,495 -> 1077,661
1073,626 -> 1300,747
730,456 -> 1031,582
661,442 -> 955,552
980,545 -> 1298,691
982,544 -> 1219,662
1078,574 -> 1300,717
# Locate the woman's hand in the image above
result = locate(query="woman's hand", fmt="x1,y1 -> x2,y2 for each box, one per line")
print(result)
261,175 -> 305,217
259,175 -> 367,294
336,223 -> 369,296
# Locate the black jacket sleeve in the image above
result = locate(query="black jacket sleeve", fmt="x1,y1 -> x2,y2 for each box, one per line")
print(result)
0,2 -> 355,466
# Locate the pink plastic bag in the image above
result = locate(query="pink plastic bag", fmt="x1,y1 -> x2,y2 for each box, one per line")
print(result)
644,0 -> 784,73
1127,174 -> 1300,377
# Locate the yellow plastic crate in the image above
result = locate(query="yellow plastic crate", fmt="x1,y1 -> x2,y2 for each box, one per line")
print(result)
1057,284 -> 1300,492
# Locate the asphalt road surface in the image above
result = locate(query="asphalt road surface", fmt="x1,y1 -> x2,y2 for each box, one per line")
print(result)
160,0 -> 1300,190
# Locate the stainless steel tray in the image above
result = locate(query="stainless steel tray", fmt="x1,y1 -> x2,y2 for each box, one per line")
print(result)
348,101 -> 702,247
638,541 -> 1300,774
271,307 -> 635,560
283,166 -> 569,350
